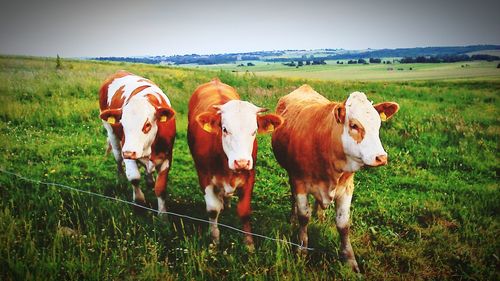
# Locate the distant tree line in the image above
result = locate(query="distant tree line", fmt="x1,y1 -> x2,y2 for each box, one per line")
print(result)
283,59 -> 326,67
400,54 -> 499,63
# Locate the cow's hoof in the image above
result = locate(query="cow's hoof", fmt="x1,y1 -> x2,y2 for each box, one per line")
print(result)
297,246 -> 308,257
245,243 -> 255,253
347,259 -> 360,273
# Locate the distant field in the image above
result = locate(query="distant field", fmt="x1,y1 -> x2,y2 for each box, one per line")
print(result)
0,56 -> 499,280
193,60 -> 500,81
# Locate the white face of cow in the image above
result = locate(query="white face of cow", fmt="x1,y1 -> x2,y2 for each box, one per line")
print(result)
340,92 -> 399,171
120,98 -> 158,160
219,100 -> 261,171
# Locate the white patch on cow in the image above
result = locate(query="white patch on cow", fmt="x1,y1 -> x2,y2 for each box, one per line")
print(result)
341,92 -> 387,171
107,74 -> 171,106
120,97 -> 157,158
204,185 -> 223,213
157,197 -> 167,213
138,158 -> 156,174
219,100 -> 260,170
296,193 -> 310,217
223,181 -> 235,197
336,193 -> 352,229
124,159 -> 140,181
102,120 -> 123,162
159,160 -> 170,172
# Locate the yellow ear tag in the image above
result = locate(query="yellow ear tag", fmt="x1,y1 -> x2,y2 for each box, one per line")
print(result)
380,112 -> 387,121
107,116 -> 116,124
202,123 -> 212,133
266,124 -> 275,133
160,115 -> 167,122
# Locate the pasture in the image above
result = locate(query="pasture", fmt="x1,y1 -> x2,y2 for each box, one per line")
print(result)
0,56 -> 499,280
197,60 -> 500,81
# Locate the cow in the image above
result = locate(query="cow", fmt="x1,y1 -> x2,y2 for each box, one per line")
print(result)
187,78 -> 283,251
271,84 -> 399,272
99,71 -> 176,212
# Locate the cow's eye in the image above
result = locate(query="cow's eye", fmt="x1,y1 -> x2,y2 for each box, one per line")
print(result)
350,123 -> 358,130
143,121 -> 152,133
222,127 -> 228,134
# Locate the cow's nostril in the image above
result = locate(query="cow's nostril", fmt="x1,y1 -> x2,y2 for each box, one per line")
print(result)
374,155 -> 387,166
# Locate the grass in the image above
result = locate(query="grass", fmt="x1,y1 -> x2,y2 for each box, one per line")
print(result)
0,55 -> 499,280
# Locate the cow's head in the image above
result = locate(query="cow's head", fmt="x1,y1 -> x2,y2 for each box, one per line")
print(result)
196,100 -> 283,171
100,95 -> 175,160
334,92 -> 399,171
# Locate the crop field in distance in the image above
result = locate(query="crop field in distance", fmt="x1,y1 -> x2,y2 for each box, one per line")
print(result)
194,60 -> 500,81
0,56 -> 499,280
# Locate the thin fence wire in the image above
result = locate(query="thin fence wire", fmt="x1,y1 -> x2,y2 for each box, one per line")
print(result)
0,168 -> 314,251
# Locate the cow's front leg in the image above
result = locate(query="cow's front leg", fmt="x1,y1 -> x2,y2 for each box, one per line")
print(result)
295,192 -> 310,254
237,185 -> 254,252
335,192 -> 360,273
154,160 -> 170,213
124,159 -> 145,205
204,184 -> 223,246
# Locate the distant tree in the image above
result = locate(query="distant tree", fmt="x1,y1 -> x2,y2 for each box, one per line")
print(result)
386,61 -> 392,64
56,54 -> 62,69
347,60 -> 357,64
298,61 -> 304,67
358,58 -> 367,64
369,58 -> 381,63
305,60 -> 311,65
497,63 -> 500,68
247,62 -> 255,66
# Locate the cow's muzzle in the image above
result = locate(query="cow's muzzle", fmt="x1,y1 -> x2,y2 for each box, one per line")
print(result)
123,151 -> 138,160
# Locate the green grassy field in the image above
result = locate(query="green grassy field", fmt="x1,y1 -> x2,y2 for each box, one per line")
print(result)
195,60 -> 500,81
0,56 -> 499,280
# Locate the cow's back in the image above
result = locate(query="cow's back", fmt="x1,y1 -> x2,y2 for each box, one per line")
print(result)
272,85 -> 345,178
188,79 -> 239,122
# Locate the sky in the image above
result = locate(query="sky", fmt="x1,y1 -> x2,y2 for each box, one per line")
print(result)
0,0 -> 499,57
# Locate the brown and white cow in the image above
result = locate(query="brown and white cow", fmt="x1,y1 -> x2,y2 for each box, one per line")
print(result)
187,78 -> 283,250
99,71 -> 176,212
272,85 -> 399,272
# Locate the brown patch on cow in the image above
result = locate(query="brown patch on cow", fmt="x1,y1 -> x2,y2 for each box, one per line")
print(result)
348,118 -> 365,143
126,85 -> 151,104
98,71 -> 131,111
109,85 -> 126,109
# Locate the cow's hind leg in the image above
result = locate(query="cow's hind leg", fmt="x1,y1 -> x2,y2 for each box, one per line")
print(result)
335,191 -> 360,273
204,185 -> 223,246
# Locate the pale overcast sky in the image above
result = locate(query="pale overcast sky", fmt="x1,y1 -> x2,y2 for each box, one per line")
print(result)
0,0 -> 499,57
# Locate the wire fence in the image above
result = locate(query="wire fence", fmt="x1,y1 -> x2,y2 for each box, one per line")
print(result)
0,168 -> 314,251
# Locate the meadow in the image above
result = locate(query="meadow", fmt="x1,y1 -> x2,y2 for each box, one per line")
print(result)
0,56 -> 499,280
196,60 -> 500,81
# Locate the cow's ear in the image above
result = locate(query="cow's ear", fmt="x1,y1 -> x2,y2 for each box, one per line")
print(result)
156,107 -> 175,123
374,102 -> 399,121
257,114 -> 283,134
196,112 -> 221,134
334,104 -> 346,124
100,108 -> 122,124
